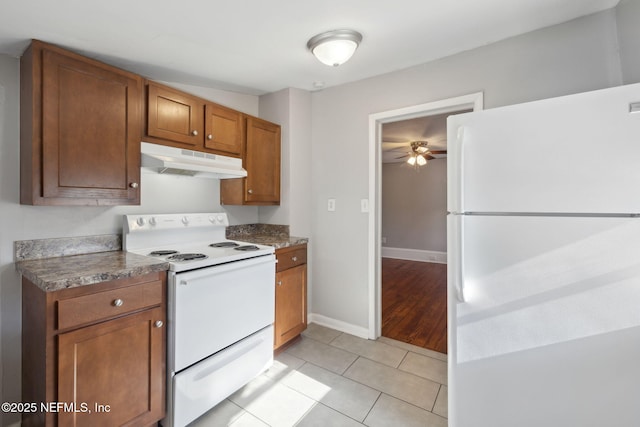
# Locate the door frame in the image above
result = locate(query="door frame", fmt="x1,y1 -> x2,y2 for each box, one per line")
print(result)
367,92 -> 484,339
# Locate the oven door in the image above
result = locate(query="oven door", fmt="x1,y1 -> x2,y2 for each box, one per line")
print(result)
169,254 -> 275,373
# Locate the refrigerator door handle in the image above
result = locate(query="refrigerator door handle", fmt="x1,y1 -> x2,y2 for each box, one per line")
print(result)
448,125 -> 466,214
458,125 -> 466,214
450,214 -> 466,302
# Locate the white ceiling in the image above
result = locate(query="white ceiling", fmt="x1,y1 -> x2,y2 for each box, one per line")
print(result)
0,0 -> 619,95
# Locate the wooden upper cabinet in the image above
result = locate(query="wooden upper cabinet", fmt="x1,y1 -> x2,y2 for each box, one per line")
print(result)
204,103 -> 243,156
246,117 -> 281,204
20,40 -> 142,206
146,82 -> 243,157
220,116 -> 281,205
146,82 -> 203,148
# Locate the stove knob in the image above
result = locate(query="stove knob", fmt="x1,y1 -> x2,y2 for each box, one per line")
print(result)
182,216 -> 189,225
149,217 -> 157,226
208,216 -> 216,223
216,214 -> 224,223
136,217 -> 146,227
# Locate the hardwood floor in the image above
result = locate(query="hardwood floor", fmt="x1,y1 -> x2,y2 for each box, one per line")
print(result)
381,257 -> 447,354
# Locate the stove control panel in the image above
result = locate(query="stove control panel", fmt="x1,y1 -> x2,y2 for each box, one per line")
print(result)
124,213 -> 229,232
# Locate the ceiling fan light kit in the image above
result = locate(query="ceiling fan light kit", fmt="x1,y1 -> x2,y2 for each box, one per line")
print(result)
406,141 -> 432,167
307,29 -> 362,67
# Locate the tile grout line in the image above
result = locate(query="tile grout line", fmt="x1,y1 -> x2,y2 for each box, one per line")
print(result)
396,348 -> 410,369
430,384 -> 442,413
361,390 -> 384,425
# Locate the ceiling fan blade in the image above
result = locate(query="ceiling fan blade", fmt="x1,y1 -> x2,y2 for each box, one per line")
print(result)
382,141 -> 412,150
394,154 -> 410,159
426,155 -> 435,160
428,150 -> 447,154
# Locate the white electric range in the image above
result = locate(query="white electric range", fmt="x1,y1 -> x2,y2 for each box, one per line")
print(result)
123,213 -> 276,427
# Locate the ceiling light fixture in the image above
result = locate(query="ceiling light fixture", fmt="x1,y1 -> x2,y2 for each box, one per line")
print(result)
307,29 -> 363,67
406,141 -> 432,168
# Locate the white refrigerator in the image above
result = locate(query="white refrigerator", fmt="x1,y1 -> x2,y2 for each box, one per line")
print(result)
447,83 -> 640,427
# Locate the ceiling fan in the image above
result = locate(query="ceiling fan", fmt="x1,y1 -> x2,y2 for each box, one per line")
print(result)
395,141 -> 447,166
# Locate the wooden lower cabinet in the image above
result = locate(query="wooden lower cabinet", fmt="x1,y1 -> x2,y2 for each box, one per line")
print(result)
274,245 -> 307,350
22,272 -> 166,427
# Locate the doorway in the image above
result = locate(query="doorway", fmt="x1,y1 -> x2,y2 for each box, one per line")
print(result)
367,93 -> 484,341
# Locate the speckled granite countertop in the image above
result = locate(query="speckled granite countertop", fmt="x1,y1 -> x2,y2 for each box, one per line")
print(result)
14,235 -> 169,292
226,224 -> 308,249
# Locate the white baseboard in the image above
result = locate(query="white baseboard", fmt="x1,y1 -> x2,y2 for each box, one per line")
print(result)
308,313 -> 369,339
381,247 -> 447,264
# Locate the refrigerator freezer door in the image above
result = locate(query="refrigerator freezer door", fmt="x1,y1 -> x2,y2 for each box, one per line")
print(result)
448,214 -> 640,426
447,83 -> 640,214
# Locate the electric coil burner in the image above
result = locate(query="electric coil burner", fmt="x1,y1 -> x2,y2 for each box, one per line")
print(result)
167,253 -> 208,262
123,213 -> 275,427
149,250 -> 179,256
209,241 -> 240,248
235,245 -> 260,251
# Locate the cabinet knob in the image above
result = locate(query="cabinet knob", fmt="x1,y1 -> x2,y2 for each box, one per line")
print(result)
112,299 -> 124,307
191,130 -> 198,136
292,256 -> 298,262
154,320 -> 164,328
248,189 -> 253,194
129,182 -> 139,189
207,134 -> 213,140
277,281 -> 282,286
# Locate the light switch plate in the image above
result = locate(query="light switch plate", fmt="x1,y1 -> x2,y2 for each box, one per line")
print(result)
328,199 -> 336,211
360,199 -> 369,213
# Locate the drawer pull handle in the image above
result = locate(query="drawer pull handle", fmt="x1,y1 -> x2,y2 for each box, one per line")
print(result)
112,299 -> 124,307
154,320 -> 164,328
207,134 -> 213,140
191,130 -> 198,136
292,256 -> 298,262
277,281 -> 282,286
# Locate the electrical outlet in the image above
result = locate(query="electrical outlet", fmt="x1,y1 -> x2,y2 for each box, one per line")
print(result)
327,199 -> 336,211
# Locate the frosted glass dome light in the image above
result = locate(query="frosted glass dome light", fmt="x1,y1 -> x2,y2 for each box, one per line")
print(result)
307,29 -> 363,67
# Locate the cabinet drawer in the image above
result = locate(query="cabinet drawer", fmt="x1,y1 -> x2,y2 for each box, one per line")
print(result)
276,246 -> 307,272
57,280 -> 163,330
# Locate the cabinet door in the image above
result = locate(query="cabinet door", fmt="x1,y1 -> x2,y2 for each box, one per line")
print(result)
204,103 -> 243,157
58,307 -> 165,427
245,117 -> 281,204
274,264 -> 307,349
147,82 -> 203,147
40,47 -> 141,204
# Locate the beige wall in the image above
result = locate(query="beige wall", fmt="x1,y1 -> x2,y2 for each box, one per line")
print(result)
381,159 -> 447,252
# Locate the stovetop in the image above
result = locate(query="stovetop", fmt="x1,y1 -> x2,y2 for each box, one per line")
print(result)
123,213 -> 275,272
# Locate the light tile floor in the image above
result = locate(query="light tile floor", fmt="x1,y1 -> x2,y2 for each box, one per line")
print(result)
189,323 -> 448,427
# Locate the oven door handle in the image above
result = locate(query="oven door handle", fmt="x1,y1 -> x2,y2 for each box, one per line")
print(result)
192,330 -> 269,381
176,254 -> 275,284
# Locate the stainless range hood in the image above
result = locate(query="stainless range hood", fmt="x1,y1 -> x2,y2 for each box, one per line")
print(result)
141,142 -> 247,179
